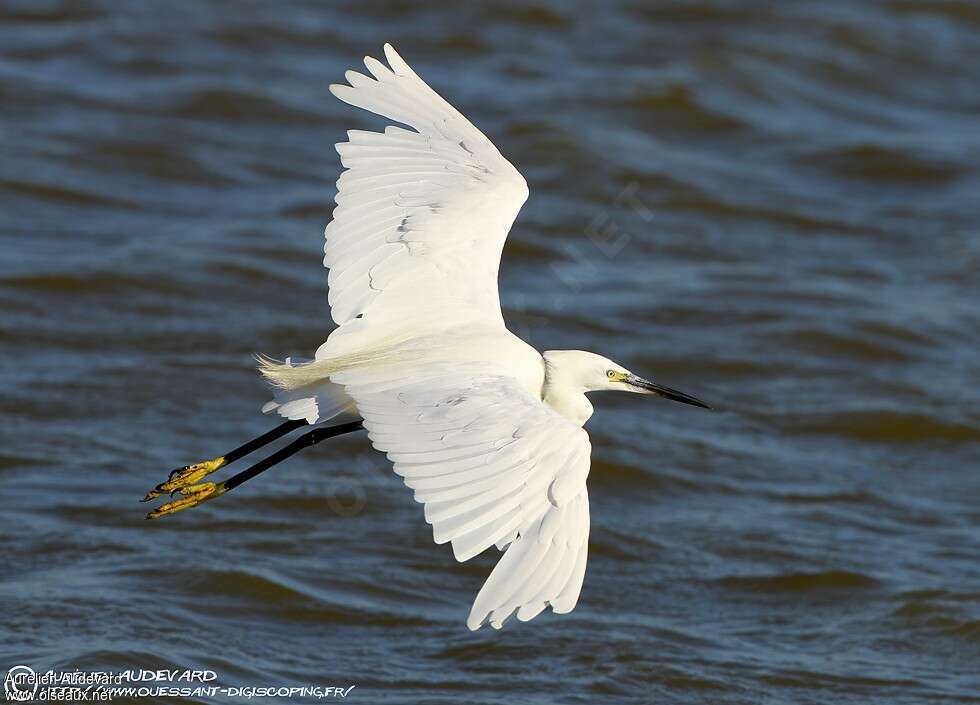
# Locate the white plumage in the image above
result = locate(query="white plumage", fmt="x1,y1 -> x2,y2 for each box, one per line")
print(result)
319,44 -> 528,359
258,44 -> 709,630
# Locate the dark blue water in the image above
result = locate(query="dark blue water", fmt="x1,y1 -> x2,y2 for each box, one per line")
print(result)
1,1 -> 979,703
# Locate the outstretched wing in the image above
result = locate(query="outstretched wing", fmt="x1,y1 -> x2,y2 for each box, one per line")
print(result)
320,44 -> 529,357
330,359 -> 592,630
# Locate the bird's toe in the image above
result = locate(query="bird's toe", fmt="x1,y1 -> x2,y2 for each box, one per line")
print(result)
145,482 -> 227,520
141,457 -> 227,502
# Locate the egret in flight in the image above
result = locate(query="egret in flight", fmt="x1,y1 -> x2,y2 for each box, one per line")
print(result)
143,44 -> 710,630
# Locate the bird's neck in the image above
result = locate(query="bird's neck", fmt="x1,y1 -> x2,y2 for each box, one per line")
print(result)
542,365 -> 594,427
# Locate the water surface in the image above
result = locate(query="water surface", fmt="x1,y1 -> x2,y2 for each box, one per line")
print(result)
1,1 -> 979,703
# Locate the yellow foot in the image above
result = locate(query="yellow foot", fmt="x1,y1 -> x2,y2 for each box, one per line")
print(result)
142,456 -> 227,502
145,482 -> 227,520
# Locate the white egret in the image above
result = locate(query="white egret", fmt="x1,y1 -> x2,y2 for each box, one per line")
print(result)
143,44 -> 710,630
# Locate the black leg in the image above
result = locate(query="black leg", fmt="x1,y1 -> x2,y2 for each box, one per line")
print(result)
223,420 -> 364,492
145,420 -> 364,519
222,418 -> 309,465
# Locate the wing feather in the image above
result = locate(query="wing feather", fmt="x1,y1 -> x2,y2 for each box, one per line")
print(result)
333,358 -> 593,629
318,44 -> 529,358
469,490 -> 590,629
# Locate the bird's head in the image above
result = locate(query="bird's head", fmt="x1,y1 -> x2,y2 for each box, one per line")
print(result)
544,350 -> 711,410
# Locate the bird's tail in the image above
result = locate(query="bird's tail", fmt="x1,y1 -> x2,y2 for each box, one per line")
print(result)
255,354 -> 333,390
255,341 -> 425,391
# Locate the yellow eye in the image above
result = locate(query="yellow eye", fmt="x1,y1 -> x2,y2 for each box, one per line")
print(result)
607,370 -> 616,379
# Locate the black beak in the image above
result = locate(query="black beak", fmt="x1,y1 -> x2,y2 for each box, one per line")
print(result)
627,374 -> 712,410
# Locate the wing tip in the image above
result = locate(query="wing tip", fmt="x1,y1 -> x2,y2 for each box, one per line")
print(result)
452,541 -> 478,563
383,43 -> 411,76
465,608 -> 510,631
466,611 -> 485,631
